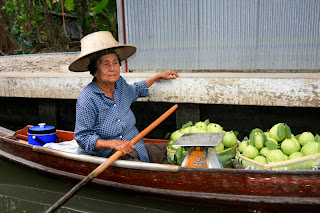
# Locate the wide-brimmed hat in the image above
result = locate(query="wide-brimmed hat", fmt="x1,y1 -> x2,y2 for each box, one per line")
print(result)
69,31 -> 136,72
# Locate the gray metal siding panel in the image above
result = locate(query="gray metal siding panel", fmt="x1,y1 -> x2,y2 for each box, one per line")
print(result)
122,0 -> 320,71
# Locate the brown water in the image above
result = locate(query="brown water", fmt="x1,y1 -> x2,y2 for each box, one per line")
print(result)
0,158 -> 232,213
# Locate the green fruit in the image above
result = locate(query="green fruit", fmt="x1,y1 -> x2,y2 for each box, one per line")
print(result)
207,123 -> 223,133
291,137 -> 301,151
289,152 -> 304,160
295,134 -> 301,141
181,126 -> 191,134
243,145 -> 259,159
299,132 -> 315,146
264,132 -> 271,139
171,130 -> 184,142
249,128 -> 264,138
222,131 -> 238,148
269,123 -> 289,142
301,142 -> 320,156
281,138 -> 301,155
254,156 -> 267,164
254,133 -> 266,150
238,140 -> 249,153
267,138 -> 278,146
260,147 -> 270,157
168,139 -> 174,146
213,143 -> 224,152
189,126 -> 206,133
266,149 -> 287,163
194,122 -> 207,131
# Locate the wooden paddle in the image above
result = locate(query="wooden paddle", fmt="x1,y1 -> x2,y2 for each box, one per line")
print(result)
45,104 -> 178,213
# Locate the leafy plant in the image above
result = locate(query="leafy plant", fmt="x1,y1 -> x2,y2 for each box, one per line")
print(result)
1,0 -> 118,54
78,0 -> 118,39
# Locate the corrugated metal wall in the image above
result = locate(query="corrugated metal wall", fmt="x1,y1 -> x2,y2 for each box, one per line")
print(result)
122,0 -> 320,71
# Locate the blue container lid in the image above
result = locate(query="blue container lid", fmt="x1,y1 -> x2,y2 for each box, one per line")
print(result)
28,123 -> 56,134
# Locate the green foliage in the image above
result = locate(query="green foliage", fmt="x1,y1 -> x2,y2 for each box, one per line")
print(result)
64,0 -> 75,11
1,0 -> 45,54
203,119 -> 210,125
165,132 -> 171,140
277,123 -> 291,140
46,0 -> 52,9
93,0 -> 109,13
181,121 -> 193,129
79,0 -> 118,38
1,0 -> 118,54
265,140 -> 278,150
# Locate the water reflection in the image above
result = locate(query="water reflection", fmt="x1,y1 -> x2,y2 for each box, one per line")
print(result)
0,184 -> 172,213
0,158 -> 228,213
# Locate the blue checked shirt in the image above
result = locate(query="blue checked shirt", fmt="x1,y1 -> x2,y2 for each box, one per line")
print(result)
74,76 -> 150,162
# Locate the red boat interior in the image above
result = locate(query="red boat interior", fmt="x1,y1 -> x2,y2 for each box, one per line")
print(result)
14,125 -> 168,145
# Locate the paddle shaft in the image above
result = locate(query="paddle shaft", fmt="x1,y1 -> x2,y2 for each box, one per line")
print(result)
45,104 -> 178,213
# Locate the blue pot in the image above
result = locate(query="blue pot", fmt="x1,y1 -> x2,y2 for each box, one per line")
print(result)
28,123 -> 56,146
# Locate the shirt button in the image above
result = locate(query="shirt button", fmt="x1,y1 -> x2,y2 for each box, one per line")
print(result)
118,119 -> 120,122
114,104 -> 116,107
120,135 -> 122,139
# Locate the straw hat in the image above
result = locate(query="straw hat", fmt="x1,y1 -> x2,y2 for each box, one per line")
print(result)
69,31 -> 136,72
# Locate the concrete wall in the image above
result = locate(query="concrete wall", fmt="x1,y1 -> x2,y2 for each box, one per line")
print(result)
0,53 -> 319,139
1,54 -> 319,107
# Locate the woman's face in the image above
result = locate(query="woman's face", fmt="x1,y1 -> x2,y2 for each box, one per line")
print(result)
94,53 -> 120,84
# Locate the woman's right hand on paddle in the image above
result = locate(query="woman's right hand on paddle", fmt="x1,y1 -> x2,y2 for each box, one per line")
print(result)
95,139 -> 134,155
113,140 -> 135,155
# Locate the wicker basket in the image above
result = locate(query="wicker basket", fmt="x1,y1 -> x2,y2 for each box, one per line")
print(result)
235,148 -> 320,170
216,145 -> 237,167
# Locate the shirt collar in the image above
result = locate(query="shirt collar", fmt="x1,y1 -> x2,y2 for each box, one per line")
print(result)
91,77 -> 120,94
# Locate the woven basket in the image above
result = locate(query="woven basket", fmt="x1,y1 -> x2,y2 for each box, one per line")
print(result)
216,145 -> 237,167
235,148 -> 320,170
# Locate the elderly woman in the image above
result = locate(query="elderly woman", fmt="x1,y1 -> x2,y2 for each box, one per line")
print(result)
69,31 -> 179,163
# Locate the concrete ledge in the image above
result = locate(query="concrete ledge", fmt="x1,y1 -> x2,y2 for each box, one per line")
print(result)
0,71 -> 319,107
1,53 -> 319,107
0,52 -> 77,73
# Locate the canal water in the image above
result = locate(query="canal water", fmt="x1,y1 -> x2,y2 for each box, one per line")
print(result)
0,158 -> 234,213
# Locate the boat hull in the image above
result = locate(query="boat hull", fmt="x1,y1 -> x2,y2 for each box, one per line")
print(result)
1,126 -> 320,212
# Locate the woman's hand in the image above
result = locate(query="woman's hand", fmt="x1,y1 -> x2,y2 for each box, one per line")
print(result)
158,70 -> 180,80
146,70 -> 179,87
113,140 -> 135,155
95,139 -> 135,155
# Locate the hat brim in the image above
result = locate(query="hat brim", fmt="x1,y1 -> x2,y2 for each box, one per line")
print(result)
68,45 -> 136,72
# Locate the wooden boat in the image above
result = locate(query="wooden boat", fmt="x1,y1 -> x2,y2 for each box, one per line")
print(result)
1,125 -> 320,212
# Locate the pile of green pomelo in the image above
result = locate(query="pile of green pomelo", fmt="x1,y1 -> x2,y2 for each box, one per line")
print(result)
167,120 -> 320,167
167,119 -> 238,165
168,119 -> 238,152
238,123 -> 320,164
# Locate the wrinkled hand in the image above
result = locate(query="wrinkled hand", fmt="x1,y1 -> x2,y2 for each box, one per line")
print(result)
146,70 -> 179,87
114,140 -> 135,155
159,70 -> 179,80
